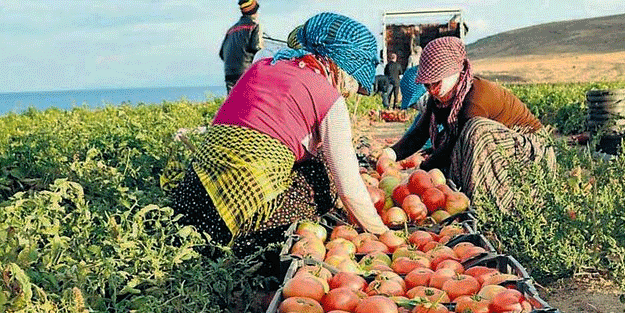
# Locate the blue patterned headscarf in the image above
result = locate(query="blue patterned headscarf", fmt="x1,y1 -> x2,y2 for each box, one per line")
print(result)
273,12 -> 379,93
400,66 -> 427,110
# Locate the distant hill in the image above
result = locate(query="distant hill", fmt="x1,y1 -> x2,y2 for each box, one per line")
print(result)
467,13 -> 625,60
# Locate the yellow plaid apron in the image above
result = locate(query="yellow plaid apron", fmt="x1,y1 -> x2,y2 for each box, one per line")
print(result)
192,125 -> 295,241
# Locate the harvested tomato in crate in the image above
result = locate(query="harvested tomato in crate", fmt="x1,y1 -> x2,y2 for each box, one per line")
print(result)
279,218 -> 482,266
266,251 -> 561,313
355,151 -> 475,230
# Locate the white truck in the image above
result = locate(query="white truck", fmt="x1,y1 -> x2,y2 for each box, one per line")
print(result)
380,8 -> 468,69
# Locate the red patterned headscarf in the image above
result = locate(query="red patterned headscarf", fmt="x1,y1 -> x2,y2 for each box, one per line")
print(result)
416,36 -> 473,149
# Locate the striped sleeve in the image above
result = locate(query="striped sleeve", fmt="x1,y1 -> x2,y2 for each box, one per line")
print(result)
319,97 -> 389,235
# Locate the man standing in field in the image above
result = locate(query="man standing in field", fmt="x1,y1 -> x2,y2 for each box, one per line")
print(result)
384,53 -> 403,109
219,0 -> 263,94
373,74 -> 392,109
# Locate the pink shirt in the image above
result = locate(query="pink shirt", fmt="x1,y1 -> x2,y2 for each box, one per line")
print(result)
212,58 -> 340,161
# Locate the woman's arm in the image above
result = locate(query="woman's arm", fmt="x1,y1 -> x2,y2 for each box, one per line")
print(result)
319,97 -> 389,235
389,107 -> 431,161
419,133 -> 457,171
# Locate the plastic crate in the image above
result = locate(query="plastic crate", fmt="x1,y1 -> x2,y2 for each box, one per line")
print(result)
277,222 -> 300,274
518,280 -> 563,313
266,254 -> 560,313
264,258 -> 301,313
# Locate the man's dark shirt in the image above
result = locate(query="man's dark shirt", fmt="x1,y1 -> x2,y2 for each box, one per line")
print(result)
374,75 -> 390,93
219,15 -> 262,77
384,61 -> 403,85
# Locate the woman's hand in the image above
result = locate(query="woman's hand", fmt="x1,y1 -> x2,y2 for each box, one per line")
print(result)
399,151 -> 427,169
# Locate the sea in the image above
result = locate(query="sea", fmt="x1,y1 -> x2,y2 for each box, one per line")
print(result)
0,85 -> 227,116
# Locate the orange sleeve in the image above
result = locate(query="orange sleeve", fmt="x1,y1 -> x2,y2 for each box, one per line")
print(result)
461,78 -> 542,132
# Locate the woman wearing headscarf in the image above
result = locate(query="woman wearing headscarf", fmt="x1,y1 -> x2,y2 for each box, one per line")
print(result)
382,36 -> 555,210
400,66 -> 427,111
170,12 -> 388,257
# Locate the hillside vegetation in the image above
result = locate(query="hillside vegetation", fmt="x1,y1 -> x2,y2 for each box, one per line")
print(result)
467,13 -> 625,59
465,13 -> 625,84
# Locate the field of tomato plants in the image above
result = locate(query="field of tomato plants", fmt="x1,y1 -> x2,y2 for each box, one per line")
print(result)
0,81 -> 624,312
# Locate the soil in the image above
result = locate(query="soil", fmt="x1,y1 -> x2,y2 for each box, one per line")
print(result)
352,117 -> 625,313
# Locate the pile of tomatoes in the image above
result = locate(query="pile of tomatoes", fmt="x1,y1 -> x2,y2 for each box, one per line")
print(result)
369,109 -> 410,123
359,153 -> 471,228
277,221 -> 536,313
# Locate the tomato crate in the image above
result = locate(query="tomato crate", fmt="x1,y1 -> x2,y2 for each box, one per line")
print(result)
265,256 -> 559,313
264,258 -> 302,313
517,280 -> 562,313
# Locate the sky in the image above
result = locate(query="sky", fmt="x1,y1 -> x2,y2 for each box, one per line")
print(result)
1,0 -> 624,93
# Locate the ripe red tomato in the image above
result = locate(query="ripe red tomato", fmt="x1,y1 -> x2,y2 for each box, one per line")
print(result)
455,295 -> 490,313
405,286 -> 450,303
408,169 -> 434,195
354,295 -> 399,313
329,271 -> 368,292
441,274 -> 480,300
477,284 -> 507,301
391,256 -> 430,275
421,187 -> 446,213
290,237 -> 326,261
464,266 -> 498,284
282,274 -> 328,302
392,184 -> 412,206
330,225 -> 359,241
488,289 -> 525,313
321,287 -> 361,312
278,296 -> 323,313
402,195 -> 428,222
379,230 -> 407,252
459,246 -> 487,263
435,259 -> 464,274
407,230 -> 434,249
438,224 -> 464,239
426,245 -> 458,263
375,271 -> 407,291
295,265 -> 333,283
411,301 -> 450,313
428,268 -> 456,290
404,267 -> 434,290
366,279 -> 404,297
423,241 -> 444,253
435,183 -> 454,198
451,242 -> 475,257
351,232 -> 378,248
367,186 -> 387,212
357,239 -> 391,254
